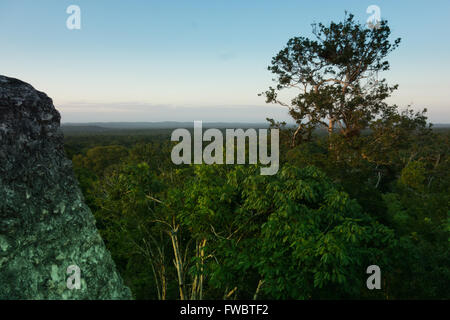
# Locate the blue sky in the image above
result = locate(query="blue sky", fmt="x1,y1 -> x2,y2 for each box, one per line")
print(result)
1,0 -> 449,123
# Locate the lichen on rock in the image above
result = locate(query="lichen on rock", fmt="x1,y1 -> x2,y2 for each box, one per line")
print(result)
0,75 -> 132,299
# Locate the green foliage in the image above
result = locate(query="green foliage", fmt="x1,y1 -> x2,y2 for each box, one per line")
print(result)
66,125 -> 449,299
64,12 -> 449,301
261,13 -> 401,142
399,161 -> 427,190
73,145 -> 128,176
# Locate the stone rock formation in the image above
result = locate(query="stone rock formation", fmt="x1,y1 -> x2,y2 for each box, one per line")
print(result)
0,75 -> 132,299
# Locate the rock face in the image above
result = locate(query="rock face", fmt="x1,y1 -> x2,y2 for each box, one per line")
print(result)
0,75 -> 131,299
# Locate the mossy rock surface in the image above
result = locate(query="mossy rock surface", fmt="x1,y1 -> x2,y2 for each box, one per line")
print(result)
0,75 -> 132,299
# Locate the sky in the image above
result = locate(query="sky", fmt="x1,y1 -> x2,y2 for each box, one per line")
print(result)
0,0 -> 449,123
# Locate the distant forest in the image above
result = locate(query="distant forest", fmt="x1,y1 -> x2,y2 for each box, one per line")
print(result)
64,14 -> 449,300
64,122 -> 449,299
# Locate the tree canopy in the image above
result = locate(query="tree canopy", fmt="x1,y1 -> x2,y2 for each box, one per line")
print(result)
261,13 -> 401,145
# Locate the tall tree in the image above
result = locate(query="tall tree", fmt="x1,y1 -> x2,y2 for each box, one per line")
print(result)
261,13 -> 401,146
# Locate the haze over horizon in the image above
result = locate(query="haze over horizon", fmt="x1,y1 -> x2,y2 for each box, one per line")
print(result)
1,0 -> 449,123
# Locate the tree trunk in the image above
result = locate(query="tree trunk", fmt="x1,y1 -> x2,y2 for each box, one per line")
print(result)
253,279 -> 264,300
328,118 -> 334,136
292,124 -> 303,147
191,239 -> 207,300
198,239 -> 206,300
169,229 -> 185,300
